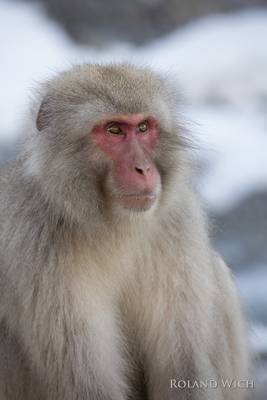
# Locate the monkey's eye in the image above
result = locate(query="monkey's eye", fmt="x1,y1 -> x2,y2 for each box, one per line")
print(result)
138,121 -> 148,133
106,123 -> 123,135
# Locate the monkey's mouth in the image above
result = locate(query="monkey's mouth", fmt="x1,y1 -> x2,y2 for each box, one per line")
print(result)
118,192 -> 157,211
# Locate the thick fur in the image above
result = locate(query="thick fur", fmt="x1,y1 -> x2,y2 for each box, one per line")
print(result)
0,64 -> 248,399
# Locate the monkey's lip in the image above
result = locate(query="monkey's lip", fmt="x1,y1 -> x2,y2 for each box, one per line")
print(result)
118,192 -> 157,210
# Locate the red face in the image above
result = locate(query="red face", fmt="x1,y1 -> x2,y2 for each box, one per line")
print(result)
91,114 -> 161,211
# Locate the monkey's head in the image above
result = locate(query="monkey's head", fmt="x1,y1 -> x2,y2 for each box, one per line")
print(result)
25,64 -> 186,224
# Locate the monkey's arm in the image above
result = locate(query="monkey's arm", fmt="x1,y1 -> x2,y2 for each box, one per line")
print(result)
211,256 -> 249,389
1,251 -> 128,400
0,175 -> 127,400
131,239 -> 249,400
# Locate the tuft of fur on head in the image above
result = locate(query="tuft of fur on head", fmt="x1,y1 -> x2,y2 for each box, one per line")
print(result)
22,63 -> 190,228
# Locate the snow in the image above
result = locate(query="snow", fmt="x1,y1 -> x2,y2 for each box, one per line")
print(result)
188,105 -> 267,211
0,0 -> 79,139
142,9 -> 267,104
0,0 -> 267,212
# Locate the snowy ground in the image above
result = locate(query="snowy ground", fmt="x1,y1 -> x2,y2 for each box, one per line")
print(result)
0,0 -> 267,386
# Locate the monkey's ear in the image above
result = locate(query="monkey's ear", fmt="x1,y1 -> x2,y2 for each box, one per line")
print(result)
36,98 -> 51,132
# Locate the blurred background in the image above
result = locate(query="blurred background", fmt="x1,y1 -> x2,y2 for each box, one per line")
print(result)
0,0 -> 266,397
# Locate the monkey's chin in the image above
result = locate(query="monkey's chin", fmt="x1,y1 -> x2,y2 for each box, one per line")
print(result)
118,193 -> 157,212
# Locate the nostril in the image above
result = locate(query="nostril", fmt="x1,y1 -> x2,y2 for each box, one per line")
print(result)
135,166 -> 151,175
135,167 -> 144,175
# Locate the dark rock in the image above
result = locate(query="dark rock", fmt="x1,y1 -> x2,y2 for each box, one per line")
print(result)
252,355 -> 267,400
25,0 -> 267,46
211,191 -> 267,272
0,141 -> 17,167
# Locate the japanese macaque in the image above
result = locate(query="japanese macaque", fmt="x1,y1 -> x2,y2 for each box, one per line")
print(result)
0,64 -> 249,400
